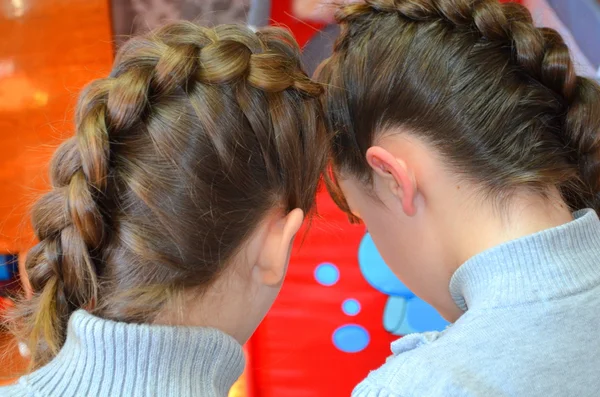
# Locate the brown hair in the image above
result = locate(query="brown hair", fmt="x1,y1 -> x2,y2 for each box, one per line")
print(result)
10,22 -> 326,369
318,0 -> 600,220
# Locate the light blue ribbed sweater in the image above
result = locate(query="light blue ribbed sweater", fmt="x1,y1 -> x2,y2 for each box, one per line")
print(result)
1,311 -> 245,396
353,209 -> 600,397
3,210 -> 600,396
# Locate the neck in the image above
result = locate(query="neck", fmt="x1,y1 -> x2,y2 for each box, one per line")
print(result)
453,195 -> 573,267
154,274 -> 265,344
439,193 -> 573,321
449,209 -> 600,314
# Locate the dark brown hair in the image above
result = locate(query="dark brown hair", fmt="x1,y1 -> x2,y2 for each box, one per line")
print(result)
10,22 -> 327,369
318,0 -> 600,219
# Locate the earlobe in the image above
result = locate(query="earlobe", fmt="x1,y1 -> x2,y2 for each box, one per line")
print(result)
366,146 -> 417,216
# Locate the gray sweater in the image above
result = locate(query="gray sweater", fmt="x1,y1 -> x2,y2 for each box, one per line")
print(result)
354,209 -> 600,396
5,210 -> 600,396
1,311 -> 245,396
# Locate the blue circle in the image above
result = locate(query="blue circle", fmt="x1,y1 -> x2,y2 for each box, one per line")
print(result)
332,324 -> 370,353
358,234 -> 414,298
342,299 -> 361,316
314,263 -> 340,286
405,298 -> 450,332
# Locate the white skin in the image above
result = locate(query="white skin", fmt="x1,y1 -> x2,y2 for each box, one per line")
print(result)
155,208 -> 304,344
339,129 -> 573,322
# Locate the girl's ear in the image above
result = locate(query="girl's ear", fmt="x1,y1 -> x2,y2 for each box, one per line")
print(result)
366,146 -> 417,216
253,209 -> 304,286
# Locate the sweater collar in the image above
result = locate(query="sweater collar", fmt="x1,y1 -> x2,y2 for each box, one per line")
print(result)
450,209 -> 600,312
23,310 -> 245,396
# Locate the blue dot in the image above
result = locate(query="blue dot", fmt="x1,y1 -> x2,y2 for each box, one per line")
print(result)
405,298 -> 450,333
314,263 -> 340,286
332,324 -> 370,353
342,299 -> 361,316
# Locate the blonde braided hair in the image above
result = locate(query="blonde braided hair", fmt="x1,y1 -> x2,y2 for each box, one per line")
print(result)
11,22 -> 326,369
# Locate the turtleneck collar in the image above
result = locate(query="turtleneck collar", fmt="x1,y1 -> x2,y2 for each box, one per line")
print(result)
450,209 -> 600,312
20,310 -> 245,396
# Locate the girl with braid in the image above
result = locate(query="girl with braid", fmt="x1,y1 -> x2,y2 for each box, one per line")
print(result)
2,22 -> 326,397
318,0 -> 600,396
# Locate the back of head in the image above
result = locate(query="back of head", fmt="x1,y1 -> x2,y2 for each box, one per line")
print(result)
11,22 -> 326,368
318,0 -> 600,215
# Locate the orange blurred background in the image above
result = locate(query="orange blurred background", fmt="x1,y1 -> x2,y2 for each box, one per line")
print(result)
0,0 -> 114,384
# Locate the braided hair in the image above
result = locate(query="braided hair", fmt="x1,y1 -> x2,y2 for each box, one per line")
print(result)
10,22 -> 327,368
318,0 -> 600,218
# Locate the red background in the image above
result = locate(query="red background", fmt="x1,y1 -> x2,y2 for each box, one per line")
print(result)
249,192 -> 397,397
250,5 -> 397,381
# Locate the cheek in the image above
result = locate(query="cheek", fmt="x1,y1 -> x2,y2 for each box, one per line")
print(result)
359,208 -> 423,288
360,207 -> 408,260
340,179 -> 425,286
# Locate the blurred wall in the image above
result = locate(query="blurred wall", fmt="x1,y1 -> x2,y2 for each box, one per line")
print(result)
111,0 -> 250,47
0,0 -> 114,255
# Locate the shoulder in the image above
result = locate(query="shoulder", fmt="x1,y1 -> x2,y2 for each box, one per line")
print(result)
352,331 -> 475,397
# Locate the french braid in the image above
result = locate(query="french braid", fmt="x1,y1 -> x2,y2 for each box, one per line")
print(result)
11,22 -> 326,368
320,0 -> 600,213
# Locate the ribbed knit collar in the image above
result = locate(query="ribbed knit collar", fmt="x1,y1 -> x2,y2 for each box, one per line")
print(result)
19,310 -> 245,396
450,209 -> 600,312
